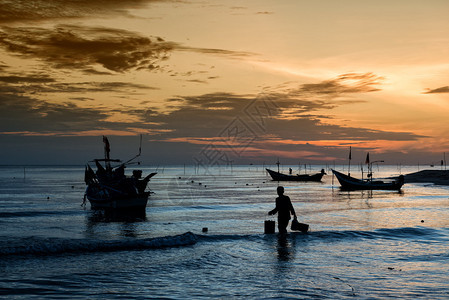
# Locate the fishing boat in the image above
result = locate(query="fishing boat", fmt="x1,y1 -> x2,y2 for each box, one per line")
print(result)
83,136 -> 156,210
266,168 -> 326,182
331,169 -> 404,190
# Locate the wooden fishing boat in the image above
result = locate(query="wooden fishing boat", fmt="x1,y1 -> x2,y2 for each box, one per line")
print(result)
331,169 -> 404,190
83,136 -> 156,210
266,168 -> 326,182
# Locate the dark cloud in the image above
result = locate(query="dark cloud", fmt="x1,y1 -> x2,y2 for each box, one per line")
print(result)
129,87 -> 423,164
0,24 -> 256,75
0,73 -> 157,95
0,89 -> 174,139
69,97 -> 95,102
29,81 -> 158,94
0,25 -> 176,74
0,73 -> 424,164
0,72 -> 395,139
424,86 -> 449,94
295,73 -> 383,96
0,77 -> 155,134
0,0 -> 254,81
0,74 -> 55,84
255,73 -> 382,119
186,79 -> 208,84
137,73 -> 420,144
0,0 -> 161,24
0,75 -> 164,137
0,61 -> 8,70
180,46 -> 255,59
126,74 -> 421,164
0,93 -> 106,133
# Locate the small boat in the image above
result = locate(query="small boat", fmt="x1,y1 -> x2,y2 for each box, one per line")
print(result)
331,169 -> 404,190
266,168 -> 326,182
83,136 -> 156,210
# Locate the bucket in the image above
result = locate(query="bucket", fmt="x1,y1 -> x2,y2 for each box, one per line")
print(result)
264,220 -> 275,234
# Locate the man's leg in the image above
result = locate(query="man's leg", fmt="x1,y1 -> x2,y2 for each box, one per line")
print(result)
278,218 -> 289,233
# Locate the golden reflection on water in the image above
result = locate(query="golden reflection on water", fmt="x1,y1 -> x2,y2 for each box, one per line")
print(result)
301,183 -> 449,231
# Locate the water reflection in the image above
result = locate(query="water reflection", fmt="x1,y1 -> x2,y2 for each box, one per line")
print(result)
277,234 -> 291,261
87,208 -> 147,222
274,233 -> 302,278
85,208 -> 147,238
332,188 -> 404,201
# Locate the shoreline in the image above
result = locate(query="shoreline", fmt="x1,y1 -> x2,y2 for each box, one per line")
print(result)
404,169 -> 449,185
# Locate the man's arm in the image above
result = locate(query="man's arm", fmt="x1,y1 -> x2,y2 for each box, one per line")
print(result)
288,196 -> 297,218
268,198 -> 279,215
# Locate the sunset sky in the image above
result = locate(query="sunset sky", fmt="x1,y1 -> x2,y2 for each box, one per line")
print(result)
1,0 -> 449,166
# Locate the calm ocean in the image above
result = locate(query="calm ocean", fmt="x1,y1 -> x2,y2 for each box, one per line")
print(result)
1,165 -> 449,299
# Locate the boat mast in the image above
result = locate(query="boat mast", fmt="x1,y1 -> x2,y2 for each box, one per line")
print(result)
348,146 -> 352,176
103,136 -> 111,170
123,134 -> 143,165
276,158 -> 280,173
364,152 -> 371,181
366,151 -> 384,182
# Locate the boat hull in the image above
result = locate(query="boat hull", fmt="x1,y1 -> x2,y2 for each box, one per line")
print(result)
332,169 -> 404,191
266,169 -> 324,182
85,181 -> 150,209
86,192 -> 150,209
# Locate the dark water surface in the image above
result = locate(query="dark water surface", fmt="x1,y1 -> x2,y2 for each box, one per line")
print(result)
1,165 -> 449,299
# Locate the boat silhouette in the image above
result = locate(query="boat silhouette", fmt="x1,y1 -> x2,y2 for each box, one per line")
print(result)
332,169 -> 404,190
266,168 -> 326,182
83,136 -> 156,210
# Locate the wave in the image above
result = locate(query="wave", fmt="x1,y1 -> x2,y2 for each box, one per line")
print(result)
199,226 -> 449,243
0,232 -> 197,256
300,226 -> 447,241
0,210 -> 81,218
2,227 -> 446,257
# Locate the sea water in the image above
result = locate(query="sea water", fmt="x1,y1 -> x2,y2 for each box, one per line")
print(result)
1,165 -> 449,299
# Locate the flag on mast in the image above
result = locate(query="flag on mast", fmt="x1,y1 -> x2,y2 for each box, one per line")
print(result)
349,146 -> 352,160
365,152 -> 370,164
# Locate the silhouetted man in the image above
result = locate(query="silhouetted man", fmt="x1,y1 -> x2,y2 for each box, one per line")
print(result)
268,186 -> 296,234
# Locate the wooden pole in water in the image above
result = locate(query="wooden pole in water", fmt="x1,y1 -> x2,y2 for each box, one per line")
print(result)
443,152 -> 446,171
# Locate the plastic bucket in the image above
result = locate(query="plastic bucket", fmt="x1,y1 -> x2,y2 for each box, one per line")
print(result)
264,220 -> 275,234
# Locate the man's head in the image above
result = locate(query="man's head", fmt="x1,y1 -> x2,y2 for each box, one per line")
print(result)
277,186 -> 284,196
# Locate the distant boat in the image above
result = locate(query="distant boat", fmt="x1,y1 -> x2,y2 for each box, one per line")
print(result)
266,168 -> 326,182
331,169 -> 404,190
83,136 -> 156,210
